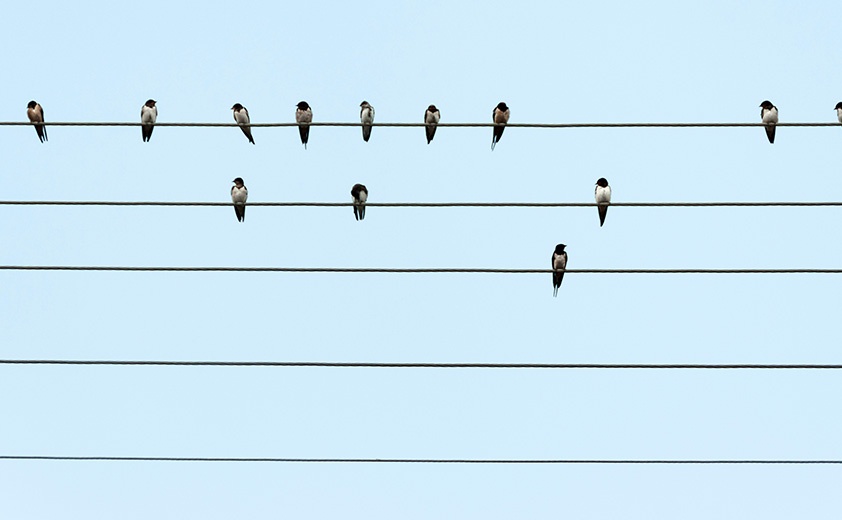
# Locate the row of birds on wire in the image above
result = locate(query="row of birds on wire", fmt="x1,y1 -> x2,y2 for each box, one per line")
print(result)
21,99 -> 842,147
229,176 -> 611,297
24,100 -> 509,149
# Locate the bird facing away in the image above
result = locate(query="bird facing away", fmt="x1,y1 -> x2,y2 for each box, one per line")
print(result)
424,104 -> 440,144
759,100 -> 778,144
351,183 -> 368,221
141,99 -> 157,142
595,177 -> 612,227
231,177 -> 248,222
552,244 -> 568,298
360,101 -> 375,142
491,102 -> 510,150
231,103 -> 255,144
835,102 -> 842,124
26,101 -> 47,143
295,101 -> 312,148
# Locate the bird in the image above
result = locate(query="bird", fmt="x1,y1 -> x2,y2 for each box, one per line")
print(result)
424,105 -> 440,144
295,101 -> 312,148
231,103 -> 255,144
552,244 -> 568,297
141,99 -> 157,142
759,100 -> 778,144
491,102 -> 510,150
351,183 -> 368,221
595,178 -> 612,227
231,177 -> 248,222
360,101 -> 374,142
26,101 -> 47,143
835,102 -> 842,124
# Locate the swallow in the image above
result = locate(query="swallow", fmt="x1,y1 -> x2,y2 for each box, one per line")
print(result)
26,101 -> 47,143
360,101 -> 374,142
424,104 -> 440,144
141,99 -> 157,142
295,101 -> 312,149
231,103 -> 255,144
491,102 -> 510,150
759,100 -> 778,144
552,244 -> 568,297
595,178 -> 612,227
835,102 -> 842,124
231,177 -> 248,222
351,183 -> 368,221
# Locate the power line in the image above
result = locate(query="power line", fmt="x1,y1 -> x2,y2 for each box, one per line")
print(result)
1,455 -> 839,464
0,266 -> 840,274
1,360 -> 840,369
1,201 -> 841,208
2,121 -> 840,128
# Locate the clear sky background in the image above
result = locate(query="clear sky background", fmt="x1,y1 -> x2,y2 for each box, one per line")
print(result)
2,0 -> 841,518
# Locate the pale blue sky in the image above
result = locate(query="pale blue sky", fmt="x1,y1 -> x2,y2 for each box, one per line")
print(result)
2,0 -> 841,518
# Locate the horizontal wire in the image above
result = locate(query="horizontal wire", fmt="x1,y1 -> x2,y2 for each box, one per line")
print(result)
1,201 -> 841,208
0,266 -> 839,274
1,360 -> 840,369
1,455 -> 839,464
2,121 -> 840,128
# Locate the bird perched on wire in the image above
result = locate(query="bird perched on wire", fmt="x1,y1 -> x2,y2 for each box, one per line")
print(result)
552,244 -> 568,297
231,103 -> 255,144
759,100 -> 778,144
835,102 -> 842,124
595,178 -> 612,227
141,99 -> 157,142
424,105 -> 440,144
26,101 -> 47,143
491,102 -> 509,150
231,177 -> 248,222
351,183 -> 368,221
295,101 -> 312,148
360,101 -> 374,142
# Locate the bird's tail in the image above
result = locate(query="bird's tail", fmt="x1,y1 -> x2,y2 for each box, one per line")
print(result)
598,204 -> 608,227
765,124 -> 776,144
362,125 -> 372,142
299,125 -> 310,148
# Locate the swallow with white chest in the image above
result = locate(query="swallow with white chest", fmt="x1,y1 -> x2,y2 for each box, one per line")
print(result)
26,101 -> 47,143
351,183 -> 368,221
491,102 -> 509,150
295,101 -> 312,148
231,177 -> 248,222
595,178 -> 611,227
424,105 -> 440,144
759,100 -> 778,144
835,102 -> 842,124
360,101 -> 374,142
141,99 -> 157,142
231,103 -> 255,144
552,244 -> 568,297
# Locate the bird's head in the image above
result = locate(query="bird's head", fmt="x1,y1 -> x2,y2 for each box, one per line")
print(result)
27,100 -> 38,109
596,178 -> 609,187
297,101 -> 311,110
231,103 -> 244,111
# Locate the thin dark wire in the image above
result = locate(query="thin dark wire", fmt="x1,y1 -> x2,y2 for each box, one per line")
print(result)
0,266 -> 840,274
2,121 -> 840,128
1,360 -> 840,369
1,455 -> 839,464
1,201 -> 841,208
